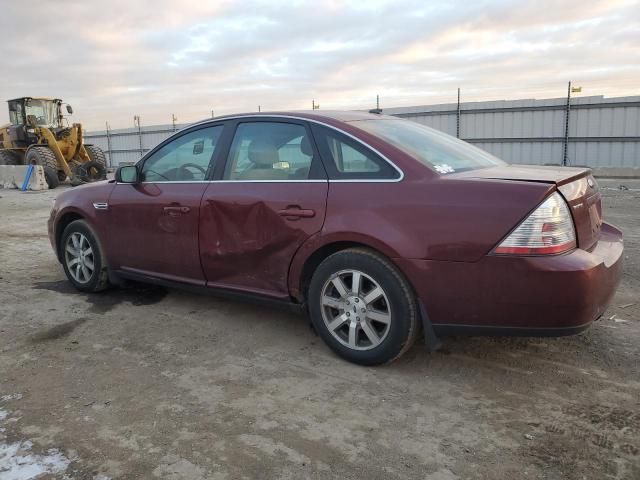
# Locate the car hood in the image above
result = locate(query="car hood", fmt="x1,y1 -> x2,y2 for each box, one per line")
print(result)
449,165 -> 590,186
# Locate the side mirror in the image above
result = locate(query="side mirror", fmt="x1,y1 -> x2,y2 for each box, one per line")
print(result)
115,165 -> 140,183
66,105 -> 73,114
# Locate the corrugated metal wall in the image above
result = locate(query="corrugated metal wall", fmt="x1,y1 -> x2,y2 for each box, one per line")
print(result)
383,95 -> 640,172
84,124 -> 188,166
85,95 -> 640,174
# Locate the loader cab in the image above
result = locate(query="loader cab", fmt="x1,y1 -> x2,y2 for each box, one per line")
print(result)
7,97 -> 63,129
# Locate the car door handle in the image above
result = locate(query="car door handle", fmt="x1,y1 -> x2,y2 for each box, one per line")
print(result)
163,206 -> 190,215
277,207 -> 315,218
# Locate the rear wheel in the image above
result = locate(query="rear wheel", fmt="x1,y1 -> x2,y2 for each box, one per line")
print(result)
25,146 -> 59,189
61,220 -> 110,292
0,149 -> 20,165
308,248 -> 420,365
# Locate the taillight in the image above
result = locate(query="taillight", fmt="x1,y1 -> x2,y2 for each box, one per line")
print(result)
494,192 -> 576,255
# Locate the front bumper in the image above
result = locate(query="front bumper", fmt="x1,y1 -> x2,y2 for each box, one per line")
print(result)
47,209 -> 57,254
395,222 -> 623,334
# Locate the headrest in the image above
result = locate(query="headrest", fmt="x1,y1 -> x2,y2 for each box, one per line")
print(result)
248,140 -> 279,167
300,136 -> 313,156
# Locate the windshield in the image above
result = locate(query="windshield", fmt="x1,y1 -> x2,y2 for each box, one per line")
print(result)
24,99 -> 59,127
352,118 -> 505,174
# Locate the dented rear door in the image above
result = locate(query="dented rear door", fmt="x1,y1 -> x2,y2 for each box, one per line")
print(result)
198,118 -> 328,298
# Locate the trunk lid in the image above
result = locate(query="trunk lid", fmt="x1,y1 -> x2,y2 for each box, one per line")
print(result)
451,165 -> 603,251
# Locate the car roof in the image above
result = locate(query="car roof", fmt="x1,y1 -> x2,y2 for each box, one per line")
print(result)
202,110 -> 396,124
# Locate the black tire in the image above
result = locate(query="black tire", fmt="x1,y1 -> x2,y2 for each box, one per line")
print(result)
57,170 -> 68,182
25,146 -> 59,189
84,145 -> 107,179
308,248 -> 420,366
73,160 -> 106,184
0,149 -> 20,165
60,220 -> 110,293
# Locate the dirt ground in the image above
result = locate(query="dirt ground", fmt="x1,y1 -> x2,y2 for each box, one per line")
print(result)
0,179 -> 638,480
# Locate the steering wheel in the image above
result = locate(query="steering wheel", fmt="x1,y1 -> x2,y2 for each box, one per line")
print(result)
178,163 -> 207,179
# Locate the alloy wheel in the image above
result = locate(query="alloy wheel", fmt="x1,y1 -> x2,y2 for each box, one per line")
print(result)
65,232 -> 95,284
320,269 -> 392,351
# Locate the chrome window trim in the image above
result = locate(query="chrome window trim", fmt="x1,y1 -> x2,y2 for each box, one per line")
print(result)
124,180 -> 328,185
115,178 -> 401,185
176,114 -> 405,183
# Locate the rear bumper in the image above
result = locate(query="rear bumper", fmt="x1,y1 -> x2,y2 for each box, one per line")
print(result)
396,222 -> 623,334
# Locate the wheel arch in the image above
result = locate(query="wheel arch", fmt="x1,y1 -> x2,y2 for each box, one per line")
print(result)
54,210 -> 85,262
289,233 -> 404,303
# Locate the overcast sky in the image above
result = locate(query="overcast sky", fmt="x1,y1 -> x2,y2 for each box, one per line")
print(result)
0,0 -> 638,130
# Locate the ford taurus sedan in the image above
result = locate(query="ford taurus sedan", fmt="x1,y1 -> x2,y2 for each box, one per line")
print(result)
48,111 -> 623,365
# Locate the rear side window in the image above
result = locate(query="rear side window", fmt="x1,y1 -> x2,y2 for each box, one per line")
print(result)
352,118 -> 505,174
312,125 -> 400,180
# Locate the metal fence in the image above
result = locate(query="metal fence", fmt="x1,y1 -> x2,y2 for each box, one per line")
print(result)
85,94 -> 640,176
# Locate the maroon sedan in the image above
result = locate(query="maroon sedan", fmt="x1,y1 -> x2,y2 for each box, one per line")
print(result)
48,111 -> 623,365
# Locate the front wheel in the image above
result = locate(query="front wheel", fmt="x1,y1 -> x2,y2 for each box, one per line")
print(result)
308,248 -> 420,365
25,146 -> 59,189
61,220 -> 110,292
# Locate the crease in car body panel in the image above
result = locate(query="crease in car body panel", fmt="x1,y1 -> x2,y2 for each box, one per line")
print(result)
198,182 -> 329,298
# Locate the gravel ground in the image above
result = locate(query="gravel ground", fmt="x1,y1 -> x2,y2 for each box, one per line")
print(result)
0,179 -> 638,480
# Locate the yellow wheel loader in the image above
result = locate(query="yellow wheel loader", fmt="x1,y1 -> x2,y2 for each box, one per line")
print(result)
0,97 -> 106,188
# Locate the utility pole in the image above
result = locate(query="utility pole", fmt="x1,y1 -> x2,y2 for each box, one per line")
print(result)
133,115 -> 143,157
369,94 -> 382,114
312,99 -> 319,110
456,88 -> 461,139
563,81 -> 571,166
562,81 -> 581,166
105,121 -> 112,168
172,114 -> 178,132
211,110 -> 214,118
258,105 -> 261,112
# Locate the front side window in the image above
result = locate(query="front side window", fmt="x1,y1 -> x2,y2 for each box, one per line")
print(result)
142,125 -> 223,182
313,126 -> 399,180
224,122 -> 315,180
352,118 -> 505,174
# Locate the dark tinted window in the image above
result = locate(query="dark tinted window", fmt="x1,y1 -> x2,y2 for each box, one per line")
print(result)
142,126 -> 223,182
313,125 -> 399,180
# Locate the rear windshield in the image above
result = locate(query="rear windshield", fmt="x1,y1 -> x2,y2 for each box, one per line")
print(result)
352,118 -> 505,174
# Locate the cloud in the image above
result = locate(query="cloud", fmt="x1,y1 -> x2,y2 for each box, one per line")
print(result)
0,0 -> 638,130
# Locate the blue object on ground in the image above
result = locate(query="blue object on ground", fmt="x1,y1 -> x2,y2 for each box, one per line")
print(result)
20,164 -> 34,191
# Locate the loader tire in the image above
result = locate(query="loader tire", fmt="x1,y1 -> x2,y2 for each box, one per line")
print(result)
25,146 -> 59,189
74,160 -> 106,184
84,145 -> 107,180
0,149 -> 20,165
